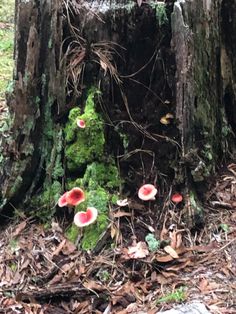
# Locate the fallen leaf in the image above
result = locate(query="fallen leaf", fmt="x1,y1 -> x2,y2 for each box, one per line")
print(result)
113,211 -> 132,218
127,241 -> 149,259
61,239 -> 77,255
12,221 -> 27,237
110,224 -> 117,239
52,239 -> 66,257
198,278 -> 209,292
100,60 -> 108,75
166,259 -> 192,271
164,245 -> 179,258
83,280 -> 105,292
156,254 -> 174,263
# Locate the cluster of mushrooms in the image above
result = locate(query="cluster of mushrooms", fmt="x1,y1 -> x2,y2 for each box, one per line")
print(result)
58,119 -> 182,228
58,187 -> 98,227
58,183 -> 182,228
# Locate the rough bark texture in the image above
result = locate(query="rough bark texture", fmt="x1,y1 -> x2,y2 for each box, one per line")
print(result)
0,0 -> 66,211
0,0 -> 235,229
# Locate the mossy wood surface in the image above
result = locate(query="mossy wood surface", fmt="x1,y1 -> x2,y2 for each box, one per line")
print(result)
0,0 -> 65,210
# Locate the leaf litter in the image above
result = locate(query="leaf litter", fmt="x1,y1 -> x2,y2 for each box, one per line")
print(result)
0,165 -> 235,313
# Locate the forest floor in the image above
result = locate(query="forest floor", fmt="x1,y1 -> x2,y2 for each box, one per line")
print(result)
0,164 -> 235,314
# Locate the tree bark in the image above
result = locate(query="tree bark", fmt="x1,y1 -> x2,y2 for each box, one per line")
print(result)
0,0 -> 235,230
0,0 -> 66,211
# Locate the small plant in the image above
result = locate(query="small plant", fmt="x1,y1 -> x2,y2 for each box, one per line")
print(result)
157,286 -> 187,304
219,223 -> 230,233
145,233 -> 160,252
150,2 -> 168,27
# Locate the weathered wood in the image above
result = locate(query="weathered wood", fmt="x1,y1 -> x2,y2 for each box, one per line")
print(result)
171,0 -> 235,227
0,0 -> 66,210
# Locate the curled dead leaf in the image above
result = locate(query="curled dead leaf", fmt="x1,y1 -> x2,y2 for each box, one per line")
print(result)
127,241 -> 149,259
163,245 -> 179,259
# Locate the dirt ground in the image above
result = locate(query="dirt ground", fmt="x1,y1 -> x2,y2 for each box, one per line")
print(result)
0,164 -> 235,314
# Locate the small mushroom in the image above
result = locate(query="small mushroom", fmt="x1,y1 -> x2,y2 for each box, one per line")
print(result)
58,192 -> 68,207
74,207 -> 98,227
171,193 -> 183,204
138,184 -> 157,201
66,187 -> 85,206
77,119 -> 86,128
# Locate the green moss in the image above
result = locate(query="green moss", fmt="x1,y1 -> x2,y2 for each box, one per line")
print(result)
64,89 -> 105,171
66,224 -> 80,243
30,180 -> 62,222
0,27 -> 14,100
81,213 -> 108,250
31,127 -> 64,218
64,88 -> 123,250
150,2 -> 168,27
75,161 -> 121,190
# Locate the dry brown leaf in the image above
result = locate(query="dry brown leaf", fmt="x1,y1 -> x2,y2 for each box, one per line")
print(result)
127,241 -> 149,259
100,60 -> 108,75
61,239 -> 77,255
52,239 -> 66,257
164,245 -> 179,258
156,254 -> 174,263
48,273 -> 63,285
198,278 -> 209,292
83,280 -> 105,292
161,271 -> 178,278
12,221 -> 27,237
113,211 -> 132,218
176,233 -> 182,249
111,224 -> 118,239
156,274 -> 170,285
166,259 -> 191,271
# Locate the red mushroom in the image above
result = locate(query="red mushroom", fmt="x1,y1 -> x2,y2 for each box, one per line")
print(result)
77,119 -> 86,129
58,192 -> 68,207
66,187 -> 85,206
74,207 -> 98,227
171,193 -> 183,204
138,184 -> 157,201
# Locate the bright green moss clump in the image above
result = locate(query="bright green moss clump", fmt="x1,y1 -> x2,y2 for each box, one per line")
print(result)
65,88 -> 122,250
65,89 -> 105,171
74,161 -> 121,190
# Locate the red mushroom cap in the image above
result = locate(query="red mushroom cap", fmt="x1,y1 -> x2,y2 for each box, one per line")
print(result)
171,193 -> 183,204
66,187 -> 85,206
77,119 -> 86,128
74,207 -> 98,227
138,184 -> 157,201
58,192 -> 68,207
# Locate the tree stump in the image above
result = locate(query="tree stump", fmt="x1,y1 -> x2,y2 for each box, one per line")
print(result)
0,0 -> 235,231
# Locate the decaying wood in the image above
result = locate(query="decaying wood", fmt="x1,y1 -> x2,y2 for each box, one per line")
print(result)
14,283 -> 100,302
0,0 -> 66,210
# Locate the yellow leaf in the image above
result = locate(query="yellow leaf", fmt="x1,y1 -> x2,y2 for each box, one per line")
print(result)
163,245 -> 179,258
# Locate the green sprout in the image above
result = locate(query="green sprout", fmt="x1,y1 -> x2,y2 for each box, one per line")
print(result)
157,286 -> 187,304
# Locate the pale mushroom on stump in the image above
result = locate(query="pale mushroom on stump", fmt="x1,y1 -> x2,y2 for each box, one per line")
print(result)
138,184 -> 157,201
